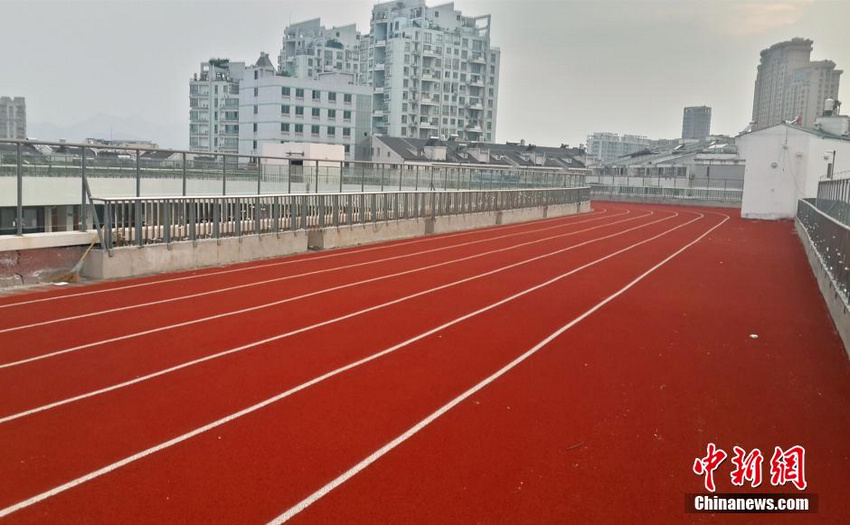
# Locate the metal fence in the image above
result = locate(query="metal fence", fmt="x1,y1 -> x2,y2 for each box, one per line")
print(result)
798,197 -> 849,304
816,177 -> 850,227
0,138 -> 587,236
95,187 -> 590,251
589,176 -> 743,204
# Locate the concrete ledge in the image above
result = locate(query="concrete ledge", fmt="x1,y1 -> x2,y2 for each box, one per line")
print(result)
83,231 -> 309,280
592,194 -> 740,208
0,231 -> 98,251
80,201 -> 589,281
795,219 -> 850,358
308,219 -> 427,250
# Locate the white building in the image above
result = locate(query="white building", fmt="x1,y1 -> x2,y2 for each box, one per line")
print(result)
586,132 -> 651,164
751,38 -> 842,131
278,19 -> 367,84
0,97 -> 26,139
738,117 -> 850,219
189,59 -> 246,153
238,55 -> 373,161
368,0 -> 500,142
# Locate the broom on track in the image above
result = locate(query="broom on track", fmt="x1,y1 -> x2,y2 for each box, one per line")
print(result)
53,237 -> 98,284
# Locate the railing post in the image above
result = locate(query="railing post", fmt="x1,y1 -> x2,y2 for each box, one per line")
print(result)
16,142 -> 23,236
257,162 -> 262,195
104,200 -> 113,250
135,149 -> 141,197
222,155 -> 227,196
415,165 -> 420,191
80,148 -> 88,232
182,152 -> 187,196
380,163 -> 385,192
315,160 -> 320,193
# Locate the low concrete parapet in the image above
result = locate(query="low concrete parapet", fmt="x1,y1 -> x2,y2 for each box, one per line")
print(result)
83,231 -> 308,281
81,202 -> 588,281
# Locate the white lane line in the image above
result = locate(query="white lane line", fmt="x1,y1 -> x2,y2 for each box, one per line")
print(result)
0,207 -> 609,310
0,212 -> 673,423
0,212 -> 654,370
0,210 -> 623,334
0,211 -> 699,519
269,212 -> 729,524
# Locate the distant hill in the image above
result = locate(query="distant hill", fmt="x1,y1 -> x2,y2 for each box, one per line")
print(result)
28,114 -> 187,150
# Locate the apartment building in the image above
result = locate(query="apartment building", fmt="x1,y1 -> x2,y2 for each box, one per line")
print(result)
682,106 -> 711,142
278,19 -> 368,84
0,97 -> 26,140
751,38 -> 842,131
238,55 -> 372,160
367,0 -> 500,141
586,132 -> 651,164
189,59 -> 246,153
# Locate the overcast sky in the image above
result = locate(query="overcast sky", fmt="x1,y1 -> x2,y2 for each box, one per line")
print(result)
2,0 -> 848,149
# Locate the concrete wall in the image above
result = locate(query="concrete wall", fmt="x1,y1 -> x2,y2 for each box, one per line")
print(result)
738,125 -> 850,220
795,219 -> 850,357
83,230 -> 309,281
591,193 -> 739,208
0,245 -> 85,287
81,201 -> 589,281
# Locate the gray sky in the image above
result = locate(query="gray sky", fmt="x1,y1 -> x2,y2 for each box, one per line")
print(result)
2,0 -> 849,149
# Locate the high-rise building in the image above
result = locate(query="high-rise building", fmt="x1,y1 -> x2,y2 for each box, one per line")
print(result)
238,56 -> 373,160
0,97 -> 26,139
189,59 -> 246,153
278,19 -> 367,84
682,106 -> 711,141
586,132 -> 650,164
751,38 -> 842,131
368,0 -> 500,141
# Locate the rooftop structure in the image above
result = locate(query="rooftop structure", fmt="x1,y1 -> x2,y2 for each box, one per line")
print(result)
0,96 -> 26,140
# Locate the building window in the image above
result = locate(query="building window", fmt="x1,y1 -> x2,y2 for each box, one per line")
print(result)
312,90 -> 321,101
343,110 -> 351,120
281,123 -> 290,132
295,124 -> 304,133
312,107 -> 320,118
281,105 -> 290,114
343,127 -> 351,137
344,144 -> 350,153
282,87 -> 290,97
253,140 -> 258,150
254,87 -> 259,97
327,126 -> 335,136
344,94 -> 352,104
328,92 -> 337,103
295,106 -> 304,116
328,109 -> 336,119
311,125 -> 320,135
253,123 -> 258,132
295,88 -> 304,98
253,105 -> 258,114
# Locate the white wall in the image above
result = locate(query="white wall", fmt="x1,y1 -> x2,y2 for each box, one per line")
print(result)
738,125 -> 850,220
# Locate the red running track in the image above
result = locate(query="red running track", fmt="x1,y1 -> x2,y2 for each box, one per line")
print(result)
0,202 -> 848,524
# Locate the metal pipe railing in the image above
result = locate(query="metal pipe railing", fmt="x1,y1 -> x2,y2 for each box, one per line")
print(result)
1,138 -> 589,236
798,198 -> 849,303
93,187 -> 590,251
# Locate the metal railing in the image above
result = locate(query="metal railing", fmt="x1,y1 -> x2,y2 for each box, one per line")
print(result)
816,177 -> 850,227
798,197 -> 849,304
587,175 -> 743,204
0,138 -> 588,236
94,187 -> 590,251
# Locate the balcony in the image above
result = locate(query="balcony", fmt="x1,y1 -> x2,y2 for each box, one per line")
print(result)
375,62 -> 385,71
471,52 -> 487,64
374,39 -> 386,47
420,94 -> 439,105
467,77 -> 485,87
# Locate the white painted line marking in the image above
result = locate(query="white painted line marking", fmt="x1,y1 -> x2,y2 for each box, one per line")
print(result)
269,212 -> 729,523
0,207 -> 608,309
0,210 -> 621,334
0,212 -> 670,422
0,210 -> 699,519
0,212 -> 649,369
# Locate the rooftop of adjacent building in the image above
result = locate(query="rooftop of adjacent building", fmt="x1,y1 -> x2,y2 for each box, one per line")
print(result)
376,135 -> 585,169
